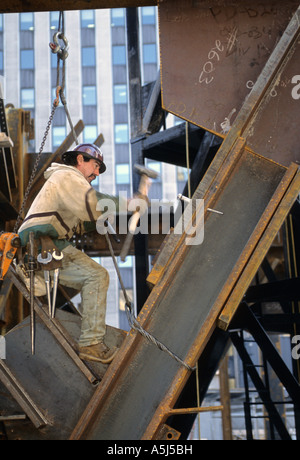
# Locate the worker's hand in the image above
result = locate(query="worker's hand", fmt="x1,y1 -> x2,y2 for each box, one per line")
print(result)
133,192 -> 150,206
128,193 -> 149,215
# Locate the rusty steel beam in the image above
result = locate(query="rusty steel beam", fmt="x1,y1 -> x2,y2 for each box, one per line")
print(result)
243,25 -> 300,165
68,5 -> 300,439
7,266 -> 99,385
218,167 -> 300,330
70,137 -> 300,439
0,0 -> 157,14
141,157 -> 300,440
74,228 -> 166,257
0,359 -> 49,429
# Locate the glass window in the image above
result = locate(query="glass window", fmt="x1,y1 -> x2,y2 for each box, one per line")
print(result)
111,8 -> 125,27
81,10 -> 95,28
52,126 -> 66,147
141,7 -> 156,25
0,51 -> 3,73
143,44 -> 157,64
20,49 -> 34,69
146,160 -> 161,181
174,116 -> 183,125
0,14 -> 3,32
114,124 -> 129,144
20,13 -> 34,31
82,47 -> 96,66
118,255 -> 133,268
112,45 -> 126,65
84,125 -> 97,143
83,86 -> 97,105
116,164 -> 130,184
21,88 -> 35,108
177,166 -> 189,182
114,84 -> 127,104
50,11 -> 60,30
92,175 -> 99,189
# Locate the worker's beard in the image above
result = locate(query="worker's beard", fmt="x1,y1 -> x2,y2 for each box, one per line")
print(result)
88,174 -> 96,183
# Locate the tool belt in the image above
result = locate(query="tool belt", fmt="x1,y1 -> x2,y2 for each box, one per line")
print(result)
36,236 -> 63,271
17,234 -> 64,321
18,236 -> 63,277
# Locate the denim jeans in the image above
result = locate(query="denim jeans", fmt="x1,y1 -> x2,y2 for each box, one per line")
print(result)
20,244 -> 110,347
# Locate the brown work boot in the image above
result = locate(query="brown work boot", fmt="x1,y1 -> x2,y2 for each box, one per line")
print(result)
79,340 -> 118,364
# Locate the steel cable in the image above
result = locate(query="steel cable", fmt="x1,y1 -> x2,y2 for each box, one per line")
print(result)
104,232 -> 195,372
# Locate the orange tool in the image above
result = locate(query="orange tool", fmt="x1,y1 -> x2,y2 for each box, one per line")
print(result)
0,232 -> 21,280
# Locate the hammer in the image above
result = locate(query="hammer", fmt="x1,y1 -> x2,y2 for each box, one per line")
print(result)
120,164 -> 159,261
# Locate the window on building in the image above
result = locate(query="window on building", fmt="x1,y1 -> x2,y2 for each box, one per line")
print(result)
82,47 -> 96,66
143,44 -> 157,64
0,14 -> 3,31
112,45 -> 126,65
177,166 -> 189,182
118,256 -> 133,268
114,84 -> 127,104
0,51 -> 3,73
50,11 -> 60,30
141,7 -> 156,25
20,13 -> 34,31
84,125 -> 97,143
111,8 -> 125,27
92,176 -> 99,189
174,116 -> 183,125
116,164 -> 130,184
114,124 -> 129,144
20,49 -> 34,69
52,126 -> 66,147
146,160 -> 161,181
21,88 -> 35,108
83,85 -> 97,105
81,10 -> 95,28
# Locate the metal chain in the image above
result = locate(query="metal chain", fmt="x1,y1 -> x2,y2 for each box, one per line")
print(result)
13,103 -> 57,233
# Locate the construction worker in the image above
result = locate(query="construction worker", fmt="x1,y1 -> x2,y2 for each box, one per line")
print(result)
17,143 -> 128,364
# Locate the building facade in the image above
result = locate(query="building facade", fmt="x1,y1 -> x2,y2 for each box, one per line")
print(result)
0,8 -> 297,440
0,8 -> 185,330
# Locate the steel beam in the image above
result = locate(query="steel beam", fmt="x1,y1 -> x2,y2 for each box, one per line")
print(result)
0,359 -> 49,429
70,141 -> 300,440
7,266 -> 99,385
218,164 -> 300,330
